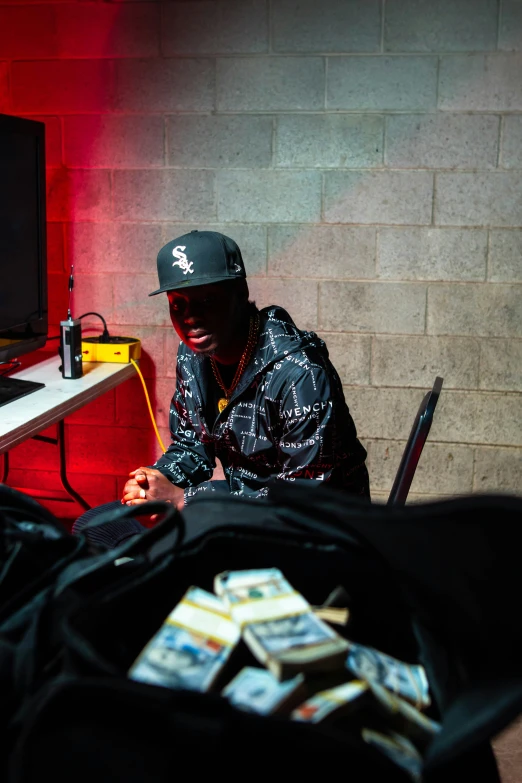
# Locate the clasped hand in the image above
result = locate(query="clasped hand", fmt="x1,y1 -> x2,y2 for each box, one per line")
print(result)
121,467 -> 185,522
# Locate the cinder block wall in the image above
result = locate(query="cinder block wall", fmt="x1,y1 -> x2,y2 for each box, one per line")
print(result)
1,0 -> 521,510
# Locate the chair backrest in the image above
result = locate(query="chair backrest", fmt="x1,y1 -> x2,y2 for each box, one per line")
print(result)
387,377 -> 444,506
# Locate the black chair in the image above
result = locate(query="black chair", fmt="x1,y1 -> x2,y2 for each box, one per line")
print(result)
387,376 -> 444,506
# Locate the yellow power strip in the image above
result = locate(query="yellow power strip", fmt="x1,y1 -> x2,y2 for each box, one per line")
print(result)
82,337 -> 141,364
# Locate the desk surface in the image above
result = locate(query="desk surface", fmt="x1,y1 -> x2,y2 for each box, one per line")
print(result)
0,356 -> 136,454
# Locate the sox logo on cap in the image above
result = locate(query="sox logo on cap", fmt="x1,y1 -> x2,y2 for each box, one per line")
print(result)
172,246 -> 194,275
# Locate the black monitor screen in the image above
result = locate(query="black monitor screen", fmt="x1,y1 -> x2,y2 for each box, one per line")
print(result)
0,133 -> 41,329
0,114 -> 47,363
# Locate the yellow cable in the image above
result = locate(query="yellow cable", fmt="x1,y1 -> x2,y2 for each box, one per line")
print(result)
130,358 -> 167,453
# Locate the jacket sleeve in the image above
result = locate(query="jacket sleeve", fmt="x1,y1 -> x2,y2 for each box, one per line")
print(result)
152,357 -> 215,489
273,364 -> 368,494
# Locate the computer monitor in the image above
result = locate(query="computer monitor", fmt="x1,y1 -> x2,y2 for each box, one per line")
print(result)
0,113 -> 48,406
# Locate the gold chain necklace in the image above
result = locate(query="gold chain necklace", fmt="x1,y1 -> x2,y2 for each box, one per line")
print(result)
210,311 -> 260,413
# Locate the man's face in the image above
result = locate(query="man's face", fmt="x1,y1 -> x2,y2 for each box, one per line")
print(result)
167,281 -> 245,358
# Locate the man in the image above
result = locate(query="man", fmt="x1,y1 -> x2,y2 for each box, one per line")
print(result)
74,230 -> 369,544
123,229 -> 369,509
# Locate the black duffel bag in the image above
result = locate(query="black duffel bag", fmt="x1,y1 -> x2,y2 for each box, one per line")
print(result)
2,482 -> 522,781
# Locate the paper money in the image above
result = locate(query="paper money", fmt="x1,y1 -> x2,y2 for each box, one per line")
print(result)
223,667 -> 306,716
362,729 -> 423,782
346,641 -> 431,708
128,586 -> 240,692
214,568 -> 349,680
368,681 -> 441,747
291,680 -> 369,723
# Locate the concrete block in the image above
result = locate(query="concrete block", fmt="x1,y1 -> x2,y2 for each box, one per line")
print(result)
276,114 -> 383,168
113,273 -> 169,327
367,439 -> 474,494
499,0 -> 522,50
344,386 -> 425,440
114,59 -> 214,112
272,0 -> 381,53
384,0 -> 498,52
324,171 -> 433,225
216,170 -> 321,223
317,333 -> 371,385
47,272 -> 69,328
47,223 -> 65,274
439,54 -> 522,111
247,278 -> 318,331
435,173 -> 522,227
501,116 -> 522,169
378,228 -> 487,281
68,392 -> 116,426
386,114 -> 499,170
145,378 -> 176,432
217,57 -> 323,111
268,225 -> 375,279
68,424 -> 154,475
371,335 -> 480,389
428,283 -> 522,338
162,0 -> 268,54
167,115 -> 272,168
319,281 -> 426,334
162,223 -> 267,277
113,170 -> 216,222
55,3 -> 159,58
0,6 -> 58,58
488,230 -> 522,283
64,115 -> 164,168
327,56 -> 437,110
12,60 -> 113,113
65,222 -> 163,275
72,274 -> 115,328
46,169 -> 112,222
473,446 -> 522,492
116,374 -> 163,427
0,64 -> 8,113
30,115 -> 62,167
433,390 -> 522,446
480,339 -> 522,392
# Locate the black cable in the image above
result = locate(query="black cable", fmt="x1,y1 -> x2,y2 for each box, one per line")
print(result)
78,312 -> 110,342
0,361 -> 21,376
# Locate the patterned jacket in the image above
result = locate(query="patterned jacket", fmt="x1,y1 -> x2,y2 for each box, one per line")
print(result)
153,306 -> 370,502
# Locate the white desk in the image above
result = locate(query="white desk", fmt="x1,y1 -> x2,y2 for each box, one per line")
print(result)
1,355 -> 136,509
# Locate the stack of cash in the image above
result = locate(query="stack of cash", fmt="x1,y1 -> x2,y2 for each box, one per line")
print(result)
345,641 -> 431,709
291,680 -> 369,723
128,586 -> 240,692
367,681 -> 441,747
222,667 -> 306,716
214,568 -> 349,680
362,729 -> 423,783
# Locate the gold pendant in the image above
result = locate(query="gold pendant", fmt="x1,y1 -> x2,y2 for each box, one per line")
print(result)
218,397 -> 229,413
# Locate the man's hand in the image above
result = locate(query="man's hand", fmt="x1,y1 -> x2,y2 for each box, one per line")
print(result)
122,467 -> 185,517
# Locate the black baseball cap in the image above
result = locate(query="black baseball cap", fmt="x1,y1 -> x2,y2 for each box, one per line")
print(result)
149,230 -> 246,296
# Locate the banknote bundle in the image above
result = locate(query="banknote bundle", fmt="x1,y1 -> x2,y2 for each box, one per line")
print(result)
362,729 -> 423,783
128,586 -> 240,692
222,667 -> 306,716
214,568 -> 350,680
368,681 -> 441,747
291,680 -> 369,724
345,641 -> 431,709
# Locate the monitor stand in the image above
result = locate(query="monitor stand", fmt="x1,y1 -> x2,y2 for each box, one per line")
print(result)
0,375 -> 45,408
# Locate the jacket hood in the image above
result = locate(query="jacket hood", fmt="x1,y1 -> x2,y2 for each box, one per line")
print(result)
253,305 -> 326,371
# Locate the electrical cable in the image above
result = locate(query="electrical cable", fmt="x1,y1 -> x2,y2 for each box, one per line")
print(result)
78,312 -> 110,341
0,361 -> 21,376
130,358 -> 166,454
